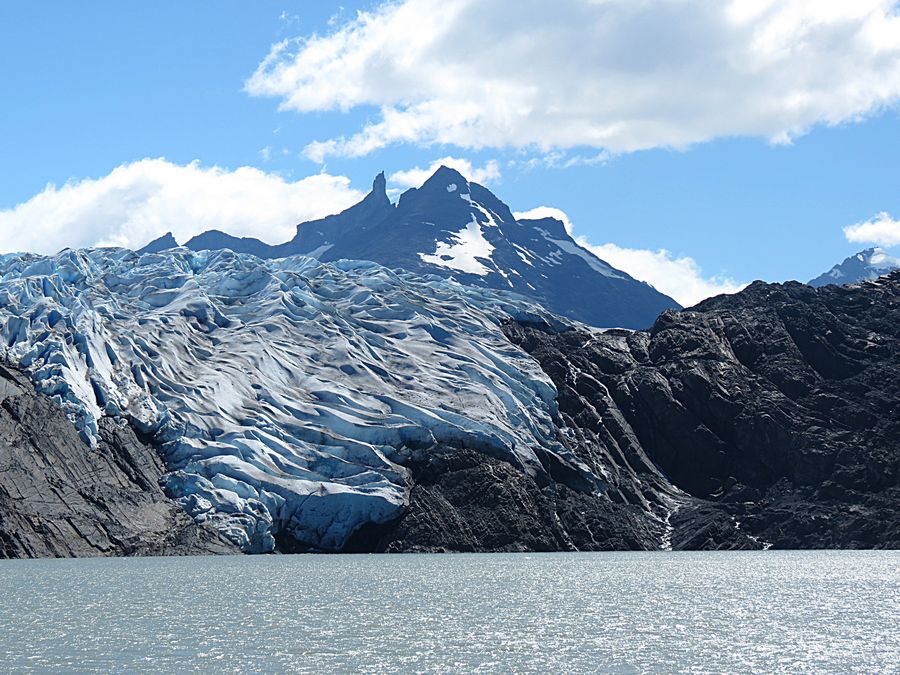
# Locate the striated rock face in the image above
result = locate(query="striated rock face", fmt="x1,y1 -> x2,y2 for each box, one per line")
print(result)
0,363 -> 237,558
369,448 -> 668,553
503,272 -> 900,549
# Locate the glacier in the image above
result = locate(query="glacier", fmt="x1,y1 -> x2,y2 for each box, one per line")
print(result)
0,247 -> 596,552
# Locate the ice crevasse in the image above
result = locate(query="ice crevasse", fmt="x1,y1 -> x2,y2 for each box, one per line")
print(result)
0,247 -> 597,551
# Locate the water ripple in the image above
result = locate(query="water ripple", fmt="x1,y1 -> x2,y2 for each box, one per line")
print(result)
0,551 -> 897,673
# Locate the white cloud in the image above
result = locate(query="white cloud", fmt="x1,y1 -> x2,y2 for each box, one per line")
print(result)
389,157 -> 501,188
870,248 -> 900,268
844,211 -> 900,247
0,159 -> 363,255
278,11 -> 300,27
512,205 -> 745,305
579,240 -> 747,307
246,0 -> 900,160
513,206 -> 574,235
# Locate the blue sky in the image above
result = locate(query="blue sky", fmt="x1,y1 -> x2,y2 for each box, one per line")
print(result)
1,1 -> 899,304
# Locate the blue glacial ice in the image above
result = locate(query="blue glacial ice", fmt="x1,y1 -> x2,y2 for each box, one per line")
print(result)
0,247 -> 595,551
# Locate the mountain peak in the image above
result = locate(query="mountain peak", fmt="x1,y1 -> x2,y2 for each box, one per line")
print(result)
372,171 -> 387,199
424,165 -> 469,191
138,231 -> 178,255
358,170 -> 390,211
395,165 -> 474,213
144,165 -> 679,328
809,247 -> 900,287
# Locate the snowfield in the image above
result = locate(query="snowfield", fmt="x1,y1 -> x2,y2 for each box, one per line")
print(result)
0,247 -> 594,551
418,213 -> 496,276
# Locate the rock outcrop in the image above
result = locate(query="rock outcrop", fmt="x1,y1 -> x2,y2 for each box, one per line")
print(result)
503,272 -> 900,549
0,363 -> 237,558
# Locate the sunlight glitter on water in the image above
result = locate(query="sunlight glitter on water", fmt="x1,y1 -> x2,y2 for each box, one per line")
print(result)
0,551 -> 898,673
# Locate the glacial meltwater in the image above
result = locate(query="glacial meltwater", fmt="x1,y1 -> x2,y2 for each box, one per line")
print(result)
0,551 -> 897,673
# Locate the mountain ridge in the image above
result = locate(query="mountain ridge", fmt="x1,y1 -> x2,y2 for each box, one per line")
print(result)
809,247 -> 900,287
158,166 -> 679,329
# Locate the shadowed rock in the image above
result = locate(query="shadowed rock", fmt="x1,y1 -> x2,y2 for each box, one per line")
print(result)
503,272 -> 900,549
0,363 -> 237,558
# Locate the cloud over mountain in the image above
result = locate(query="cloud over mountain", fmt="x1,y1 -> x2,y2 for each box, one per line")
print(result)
246,0 -> 900,161
579,240 -> 746,307
844,211 -> 900,247
514,206 -> 745,306
514,207 -> 574,235
389,157 -> 501,188
0,159 -> 363,255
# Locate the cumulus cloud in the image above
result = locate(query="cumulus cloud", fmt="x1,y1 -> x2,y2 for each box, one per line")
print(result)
579,240 -> 747,307
513,205 -> 744,305
246,0 -> 900,160
844,211 -> 900,247
513,206 -> 744,304
513,207 -> 574,235
0,159 -> 363,255
389,157 -> 501,188
870,248 -> 900,268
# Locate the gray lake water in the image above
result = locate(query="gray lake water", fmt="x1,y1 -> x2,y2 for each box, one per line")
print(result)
0,551 -> 898,673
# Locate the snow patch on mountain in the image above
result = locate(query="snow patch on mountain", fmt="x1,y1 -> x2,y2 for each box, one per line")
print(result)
0,247 -> 592,552
547,237 -> 625,279
419,215 -> 496,275
809,247 -> 900,287
305,243 -> 334,259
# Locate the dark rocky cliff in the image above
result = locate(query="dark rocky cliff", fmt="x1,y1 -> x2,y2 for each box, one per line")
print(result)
371,272 -> 900,551
0,364 -> 237,558
500,272 -> 900,549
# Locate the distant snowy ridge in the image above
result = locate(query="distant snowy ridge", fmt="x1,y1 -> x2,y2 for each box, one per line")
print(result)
0,247 -> 595,552
809,247 -> 900,287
